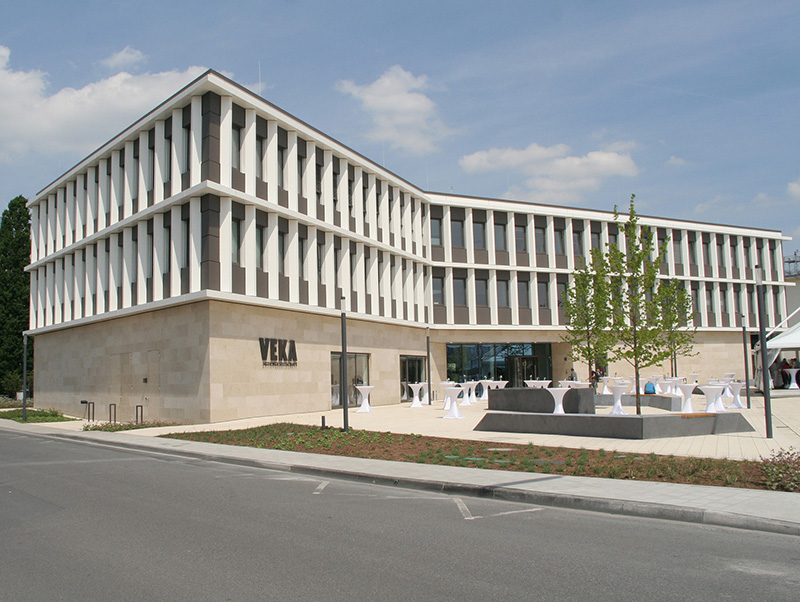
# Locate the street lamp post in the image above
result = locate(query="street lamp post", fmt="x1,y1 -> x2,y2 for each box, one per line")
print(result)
755,267 -> 773,438
340,296 -> 349,433
741,313 -> 751,409
426,327 -> 431,405
22,334 -> 28,422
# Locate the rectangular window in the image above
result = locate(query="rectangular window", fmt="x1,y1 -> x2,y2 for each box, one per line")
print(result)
297,157 -> 304,196
554,228 -> 566,255
515,225 -> 527,252
130,239 -> 138,284
330,352 -> 370,407
453,277 -> 467,306
431,218 -> 442,246
231,128 -> 241,171
451,220 -> 464,248
317,239 -> 325,282
572,231 -> 584,257
231,219 -> 241,264
277,148 -> 285,187
255,138 -> 264,180
721,289 -> 729,314
689,239 -> 698,265
538,281 -> 549,308
145,232 -> 153,279
255,226 -> 264,269
473,221 -> 486,249
672,236 -> 682,262
476,279 -> 488,306
182,126 -> 190,174
706,286 -> 715,313
497,280 -> 509,307
518,280 -> 529,307
181,218 -> 189,269
591,231 -> 601,251
494,223 -> 506,251
535,227 -> 546,254
433,276 -> 444,305
278,230 -> 286,276
702,240 -> 711,265
164,223 -> 171,271
298,237 -> 306,278
557,281 -> 567,307
730,240 -> 739,268
164,137 -> 171,182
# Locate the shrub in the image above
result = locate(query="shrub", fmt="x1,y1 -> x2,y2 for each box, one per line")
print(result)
761,448 -> 800,492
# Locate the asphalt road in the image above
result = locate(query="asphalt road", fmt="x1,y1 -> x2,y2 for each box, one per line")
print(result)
1,429 -> 798,602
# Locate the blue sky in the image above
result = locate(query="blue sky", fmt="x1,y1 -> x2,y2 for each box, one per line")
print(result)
2,0 -> 799,256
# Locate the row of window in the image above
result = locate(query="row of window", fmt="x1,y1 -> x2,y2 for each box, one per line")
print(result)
429,211 -> 782,277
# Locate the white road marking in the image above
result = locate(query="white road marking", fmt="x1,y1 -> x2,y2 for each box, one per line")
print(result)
453,497 -> 473,520
313,481 -> 329,495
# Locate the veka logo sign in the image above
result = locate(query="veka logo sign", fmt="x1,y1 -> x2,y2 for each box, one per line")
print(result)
259,338 -> 298,367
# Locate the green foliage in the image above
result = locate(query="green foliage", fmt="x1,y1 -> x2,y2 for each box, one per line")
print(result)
0,408 -> 74,423
761,448 -> 800,492
656,277 -> 696,371
561,247 -> 613,376
561,195 -> 696,412
605,195 -> 695,412
0,196 -> 32,398
606,196 -> 670,412
83,420 -> 182,432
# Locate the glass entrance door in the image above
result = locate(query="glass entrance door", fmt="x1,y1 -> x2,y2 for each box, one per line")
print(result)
399,356 -> 426,401
510,355 -> 552,387
331,353 -> 370,407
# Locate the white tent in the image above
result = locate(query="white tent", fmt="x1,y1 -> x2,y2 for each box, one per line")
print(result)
766,321 -> 800,350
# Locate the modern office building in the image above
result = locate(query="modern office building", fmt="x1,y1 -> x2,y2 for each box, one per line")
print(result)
26,70 -> 790,423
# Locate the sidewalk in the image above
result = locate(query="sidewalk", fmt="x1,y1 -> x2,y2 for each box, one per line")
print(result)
3,400 -> 800,537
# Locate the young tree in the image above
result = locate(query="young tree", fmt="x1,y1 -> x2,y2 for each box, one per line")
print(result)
606,195 -> 674,413
0,196 -> 32,398
561,247 -> 613,381
657,278 -> 696,377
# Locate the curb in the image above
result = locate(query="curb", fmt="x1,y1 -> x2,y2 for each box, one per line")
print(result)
9,424 -> 800,538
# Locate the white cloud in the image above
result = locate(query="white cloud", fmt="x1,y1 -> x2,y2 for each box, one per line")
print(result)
100,46 -> 146,70
459,141 -> 638,204
0,46 -> 206,162
336,65 -> 450,155
788,178 -> 800,199
666,155 -> 687,166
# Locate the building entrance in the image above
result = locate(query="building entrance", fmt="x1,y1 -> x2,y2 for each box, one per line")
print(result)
399,356 -> 426,401
446,343 -> 552,386
331,352 -> 369,407
508,355 -> 551,387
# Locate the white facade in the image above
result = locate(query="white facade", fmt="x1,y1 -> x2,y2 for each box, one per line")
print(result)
26,70 -> 791,421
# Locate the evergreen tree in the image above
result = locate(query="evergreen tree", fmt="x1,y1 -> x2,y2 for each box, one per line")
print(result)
0,196 -> 32,398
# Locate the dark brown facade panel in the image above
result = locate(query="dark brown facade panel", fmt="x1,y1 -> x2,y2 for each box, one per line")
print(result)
232,265 -> 246,294
201,260 -> 220,291
231,103 -> 246,129
201,161 -> 220,184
